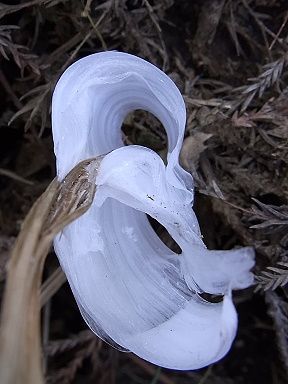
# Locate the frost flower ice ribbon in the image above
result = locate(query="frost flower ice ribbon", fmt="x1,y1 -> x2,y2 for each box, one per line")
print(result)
52,51 -> 255,370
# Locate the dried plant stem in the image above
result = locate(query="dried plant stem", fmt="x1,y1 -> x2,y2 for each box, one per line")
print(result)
0,180 -> 59,384
0,156 -> 103,384
41,266 -> 66,307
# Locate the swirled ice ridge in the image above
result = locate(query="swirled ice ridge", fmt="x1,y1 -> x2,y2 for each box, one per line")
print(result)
52,51 -> 255,370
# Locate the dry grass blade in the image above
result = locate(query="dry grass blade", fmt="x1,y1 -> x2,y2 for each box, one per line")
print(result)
41,266 -> 66,307
0,168 -> 34,185
0,156 -> 103,384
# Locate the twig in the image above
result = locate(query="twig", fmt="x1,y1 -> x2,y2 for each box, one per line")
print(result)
85,13 -> 107,51
269,12 -> 288,50
143,0 -> 168,70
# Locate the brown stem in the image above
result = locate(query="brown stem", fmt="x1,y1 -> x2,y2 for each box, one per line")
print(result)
0,157 -> 103,384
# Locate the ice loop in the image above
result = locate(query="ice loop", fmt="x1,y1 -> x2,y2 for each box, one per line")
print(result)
52,51 -> 255,370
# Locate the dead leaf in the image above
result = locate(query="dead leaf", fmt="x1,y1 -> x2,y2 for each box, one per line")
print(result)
180,132 -> 213,171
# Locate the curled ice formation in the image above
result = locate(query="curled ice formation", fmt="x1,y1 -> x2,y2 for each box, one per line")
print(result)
52,51 -> 255,370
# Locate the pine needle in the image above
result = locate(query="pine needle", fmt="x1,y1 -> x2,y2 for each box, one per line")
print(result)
256,262 -> 288,291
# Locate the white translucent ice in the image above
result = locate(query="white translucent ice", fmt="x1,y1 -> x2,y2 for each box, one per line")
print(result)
52,51 -> 255,370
